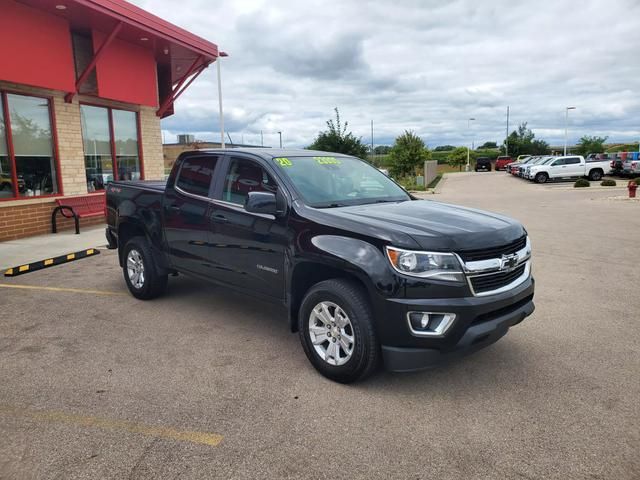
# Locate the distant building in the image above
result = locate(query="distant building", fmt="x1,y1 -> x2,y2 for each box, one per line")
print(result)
0,0 -> 219,241
163,141 -> 266,172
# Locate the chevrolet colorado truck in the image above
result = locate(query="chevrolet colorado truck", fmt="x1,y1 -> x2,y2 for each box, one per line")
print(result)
106,149 -> 535,383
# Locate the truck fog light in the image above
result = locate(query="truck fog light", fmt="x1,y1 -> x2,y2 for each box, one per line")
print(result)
407,312 -> 456,337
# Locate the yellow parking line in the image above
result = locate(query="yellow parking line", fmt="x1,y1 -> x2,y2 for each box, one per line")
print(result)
0,283 -> 126,296
0,405 -> 223,447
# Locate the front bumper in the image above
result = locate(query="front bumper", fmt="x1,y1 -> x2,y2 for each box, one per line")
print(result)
377,276 -> 535,372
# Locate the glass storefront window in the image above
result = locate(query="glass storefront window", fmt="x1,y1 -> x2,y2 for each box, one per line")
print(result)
0,102 -> 14,199
80,105 -> 114,191
80,105 -> 141,191
113,109 -> 140,181
7,94 -> 58,197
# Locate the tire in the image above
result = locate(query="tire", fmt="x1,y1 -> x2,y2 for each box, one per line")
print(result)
122,236 -> 168,300
589,169 -> 603,181
535,172 -> 548,184
298,279 -> 379,383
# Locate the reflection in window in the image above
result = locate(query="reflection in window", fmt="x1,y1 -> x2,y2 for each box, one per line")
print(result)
80,105 -> 112,191
7,94 -> 58,197
113,109 -> 140,181
222,157 -> 276,205
80,105 -> 141,191
176,156 -> 219,197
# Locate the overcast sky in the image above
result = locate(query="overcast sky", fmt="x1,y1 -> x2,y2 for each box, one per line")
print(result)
132,0 -> 640,149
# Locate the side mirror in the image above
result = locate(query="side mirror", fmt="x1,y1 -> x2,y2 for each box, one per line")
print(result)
245,191 -> 278,216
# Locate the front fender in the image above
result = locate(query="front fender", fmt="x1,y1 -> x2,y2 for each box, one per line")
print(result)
310,235 -> 399,297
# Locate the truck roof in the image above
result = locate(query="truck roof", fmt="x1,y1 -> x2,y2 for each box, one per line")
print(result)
185,148 -> 354,159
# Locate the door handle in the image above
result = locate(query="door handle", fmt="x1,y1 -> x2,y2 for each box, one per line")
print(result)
212,214 -> 228,223
168,205 -> 180,212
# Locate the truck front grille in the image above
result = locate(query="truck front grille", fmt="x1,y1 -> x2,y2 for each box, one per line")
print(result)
470,264 -> 527,294
457,235 -> 527,262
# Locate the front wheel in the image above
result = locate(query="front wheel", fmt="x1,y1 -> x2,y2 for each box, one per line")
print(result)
298,279 -> 379,383
535,172 -> 548,184
122,236 -> 168,300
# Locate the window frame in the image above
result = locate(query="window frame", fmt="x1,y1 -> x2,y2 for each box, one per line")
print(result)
80,101 -> 145,187
0,89 -> 63,201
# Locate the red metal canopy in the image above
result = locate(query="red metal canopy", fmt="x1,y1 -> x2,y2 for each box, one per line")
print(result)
14,0 -> 220,115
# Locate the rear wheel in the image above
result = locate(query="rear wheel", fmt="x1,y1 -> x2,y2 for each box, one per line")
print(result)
535,172 -> 548,184
589,169 -> 603,181
298,279 -> 379,383
122,236 -> 167,300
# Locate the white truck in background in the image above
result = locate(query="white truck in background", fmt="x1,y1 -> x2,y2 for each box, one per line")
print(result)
528,155 -> 609,184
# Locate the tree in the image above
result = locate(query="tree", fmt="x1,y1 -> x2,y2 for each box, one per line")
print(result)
479,141 -> 498,149
500,122 -> 549,157
374,145 -> 392,154
307,108 -> 368,158
434,145 -> 456,151
530,139 -> 551,155
576,135 -> 608,156
389,130 -> 430,178
447,147 -> 474,171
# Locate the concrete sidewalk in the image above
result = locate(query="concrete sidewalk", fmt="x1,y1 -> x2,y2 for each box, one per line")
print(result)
0,226 -> 107,270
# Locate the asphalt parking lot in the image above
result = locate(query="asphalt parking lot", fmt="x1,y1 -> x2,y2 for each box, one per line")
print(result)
1,172 -> 638,480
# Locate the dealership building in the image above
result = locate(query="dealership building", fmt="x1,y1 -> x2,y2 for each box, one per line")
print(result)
0,0 -> 219,241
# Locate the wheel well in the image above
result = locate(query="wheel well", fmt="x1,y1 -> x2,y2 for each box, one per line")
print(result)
117,222 -> 146,266
288,262 -> 368,332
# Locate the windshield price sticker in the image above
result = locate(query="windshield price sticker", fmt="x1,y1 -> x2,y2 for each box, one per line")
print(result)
275,157 -> 293,167
314,157 -> 341,165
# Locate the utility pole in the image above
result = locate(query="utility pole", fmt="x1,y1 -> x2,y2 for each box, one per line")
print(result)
466,118 -> 475,171
505,106 -> 510,156
564,106 -> 576,155
216,53 -> 229,148
371,120 -> 374,161
277,131 -> 282,148
260,130 -> 264,147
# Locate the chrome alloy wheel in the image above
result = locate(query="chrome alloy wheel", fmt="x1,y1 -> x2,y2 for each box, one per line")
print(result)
126,249 -> 145,289
308,301 -> 355,366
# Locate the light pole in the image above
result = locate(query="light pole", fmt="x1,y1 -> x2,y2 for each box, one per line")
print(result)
216,51 -> 229,148
277,131 -> 282,148
466,117 -> 475,171
564,106 -> 576,155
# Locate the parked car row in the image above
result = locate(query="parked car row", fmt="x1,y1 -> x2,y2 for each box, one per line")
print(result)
503,155 -> 610,184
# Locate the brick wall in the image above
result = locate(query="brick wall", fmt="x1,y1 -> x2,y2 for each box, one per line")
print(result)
139,106 -> 164,180
0,200 -> 104,242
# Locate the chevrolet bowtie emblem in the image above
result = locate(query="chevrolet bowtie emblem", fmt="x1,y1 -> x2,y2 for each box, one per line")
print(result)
500,254 -> 518,271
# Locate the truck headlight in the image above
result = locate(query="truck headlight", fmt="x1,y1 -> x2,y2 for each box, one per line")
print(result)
385,247 -> 464,282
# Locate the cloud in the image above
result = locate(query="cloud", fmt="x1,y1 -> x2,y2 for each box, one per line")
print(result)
132,0 -> 640,148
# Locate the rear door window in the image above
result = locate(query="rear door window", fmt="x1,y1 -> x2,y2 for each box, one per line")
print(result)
565,157 -> 581,165
176,155 -> 219,197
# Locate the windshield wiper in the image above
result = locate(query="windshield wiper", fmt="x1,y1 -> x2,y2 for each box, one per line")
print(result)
317,202 -> 347,208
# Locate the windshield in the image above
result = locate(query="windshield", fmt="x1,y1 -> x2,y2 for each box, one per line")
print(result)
272,155 -> 410,207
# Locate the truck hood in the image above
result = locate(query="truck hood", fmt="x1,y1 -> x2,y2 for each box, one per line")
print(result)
310,199 -> 525,251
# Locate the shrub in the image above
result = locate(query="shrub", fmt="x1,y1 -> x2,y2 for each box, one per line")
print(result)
600,179 -> 616,186
574,179 -> 590,188
634,178 -> 640,185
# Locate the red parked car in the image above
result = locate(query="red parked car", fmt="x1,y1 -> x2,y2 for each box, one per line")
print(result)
495,156 -> 513,171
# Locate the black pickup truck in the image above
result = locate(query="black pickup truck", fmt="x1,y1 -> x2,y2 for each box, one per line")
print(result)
106,149 -> 534,383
